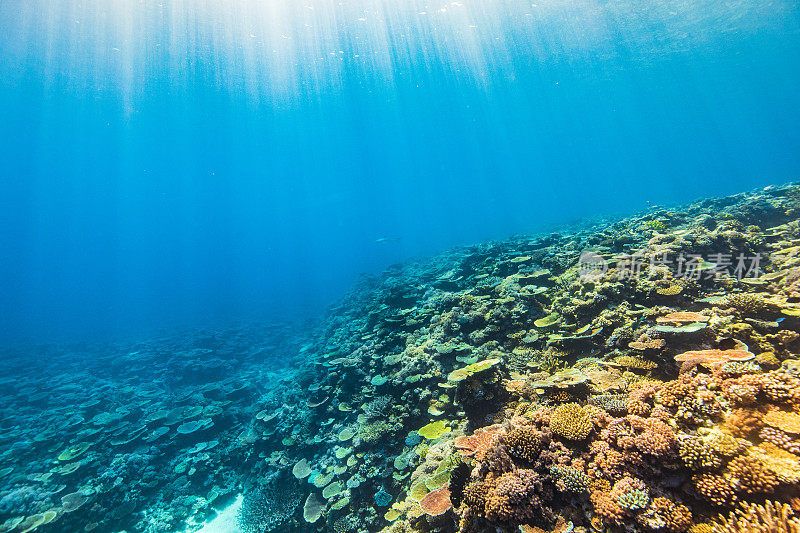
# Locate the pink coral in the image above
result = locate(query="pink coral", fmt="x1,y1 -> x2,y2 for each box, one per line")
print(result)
601,415 -> 677,458
485,469 -> 545,524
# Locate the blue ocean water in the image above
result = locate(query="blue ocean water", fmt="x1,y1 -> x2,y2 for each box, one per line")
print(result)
1,0 -> 799,344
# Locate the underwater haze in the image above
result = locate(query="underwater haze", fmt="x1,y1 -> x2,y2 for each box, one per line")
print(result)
1,0 -> 800,343
5,2 -> 800,533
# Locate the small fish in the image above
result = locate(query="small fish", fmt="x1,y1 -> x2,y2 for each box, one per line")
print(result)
375,237 -> 401,244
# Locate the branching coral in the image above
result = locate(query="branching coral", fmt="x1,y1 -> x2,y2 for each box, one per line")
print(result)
679,436 -> 723,470
591,477 -> 649,526
484,469 -> 553,526
692,473 -> 738,506
726,453 -> 779,493
549,403 -> 593,441
636,497 -> 693,532
502,425 -> 549,462
550,465 -> 589,493
709,501 -> 800,532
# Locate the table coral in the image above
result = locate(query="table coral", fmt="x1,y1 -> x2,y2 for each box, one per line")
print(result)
419,485 -> 452,516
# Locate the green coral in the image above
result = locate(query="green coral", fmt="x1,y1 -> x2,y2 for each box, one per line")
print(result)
618,488 -> 650,511
358,420 -> 392,444
645,219 -> 668,232
550,465 -> 589,493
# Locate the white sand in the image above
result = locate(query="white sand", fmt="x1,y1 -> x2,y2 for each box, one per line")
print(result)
194,494 -> 244,533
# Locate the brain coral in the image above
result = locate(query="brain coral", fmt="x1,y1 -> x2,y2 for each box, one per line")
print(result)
550,403 -> 592,441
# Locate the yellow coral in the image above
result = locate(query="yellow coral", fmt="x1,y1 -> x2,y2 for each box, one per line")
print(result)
550,403 -> 592,440
418,420 -> 449,439
710,501 -> 800,532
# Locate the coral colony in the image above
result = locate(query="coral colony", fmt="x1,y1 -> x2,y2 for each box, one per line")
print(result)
4,183 -> 800,532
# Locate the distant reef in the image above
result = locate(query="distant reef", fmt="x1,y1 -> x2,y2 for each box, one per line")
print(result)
3,183 -> 800,533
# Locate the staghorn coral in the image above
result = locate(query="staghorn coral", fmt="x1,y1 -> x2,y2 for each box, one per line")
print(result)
709,500 -> 800,532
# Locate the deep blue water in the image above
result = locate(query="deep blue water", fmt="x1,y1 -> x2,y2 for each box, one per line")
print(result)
1,0 -> 799,345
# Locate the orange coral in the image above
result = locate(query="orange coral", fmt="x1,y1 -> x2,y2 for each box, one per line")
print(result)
764,409 -> 800,435
693,473 -> 737,506
726,454 -> 779,493
629,336 -> 667,351
484,469 -> 545,525
419,485 -> 452,516
657,312 -> 709,325
454,425 -> 505,460
675,349 -> 753,363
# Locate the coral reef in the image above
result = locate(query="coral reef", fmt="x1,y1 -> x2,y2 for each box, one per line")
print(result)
4,184 -> 800,533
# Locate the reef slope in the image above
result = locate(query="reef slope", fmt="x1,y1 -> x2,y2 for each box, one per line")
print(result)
3,184 -> 800,533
